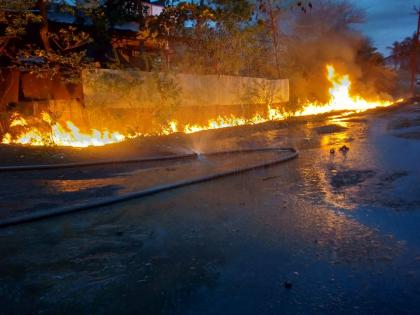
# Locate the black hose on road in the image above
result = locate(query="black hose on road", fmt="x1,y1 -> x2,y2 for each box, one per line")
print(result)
0,153 -> 198,172
0,147 -> 298,228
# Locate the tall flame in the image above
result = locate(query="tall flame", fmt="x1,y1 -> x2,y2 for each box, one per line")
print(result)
298,65 -> 393,116
1,65 -> 397,147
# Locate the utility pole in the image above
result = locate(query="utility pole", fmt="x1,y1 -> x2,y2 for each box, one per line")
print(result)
410,5 -> 420,97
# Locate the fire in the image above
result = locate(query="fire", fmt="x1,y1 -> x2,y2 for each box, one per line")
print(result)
2,112 -> 126,147
161,121 -> 179,135
297,65 -> 393,116
184,115 -> 263,134
1,65 -> 397,147
179,108 -> 283,134
179,64 -> 394,133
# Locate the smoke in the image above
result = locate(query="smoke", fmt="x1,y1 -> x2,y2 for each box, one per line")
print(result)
279,0 -> 396,110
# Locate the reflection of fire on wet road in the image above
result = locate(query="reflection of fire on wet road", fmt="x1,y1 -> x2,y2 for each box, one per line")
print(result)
0,150 -> 291,218
1,65 -> 399,148
0,102 -> 419,315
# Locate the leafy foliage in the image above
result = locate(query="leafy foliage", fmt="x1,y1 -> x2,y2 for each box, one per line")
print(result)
0,0 -> 151,81
0,0 -> 92,83
0,0 -> 396,104
388,35 -> 419,70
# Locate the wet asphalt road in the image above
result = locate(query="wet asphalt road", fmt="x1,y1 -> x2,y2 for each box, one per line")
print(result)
0,150 -> 294,221
1,104 -> 420,315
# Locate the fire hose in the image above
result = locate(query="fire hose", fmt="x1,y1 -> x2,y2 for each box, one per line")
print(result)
0,147 -> 298,228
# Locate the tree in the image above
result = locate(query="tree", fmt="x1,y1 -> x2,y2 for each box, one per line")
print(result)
388,41 -> 403,69
0,0 -> 151,77
0,0 -> 91,82
136,0 -> 313,77
387,35 -> 420,71
254,0 -> 313,78
354,38 -> 396,100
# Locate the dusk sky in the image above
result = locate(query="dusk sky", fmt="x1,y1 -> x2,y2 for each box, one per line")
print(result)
349,0 -> 420,55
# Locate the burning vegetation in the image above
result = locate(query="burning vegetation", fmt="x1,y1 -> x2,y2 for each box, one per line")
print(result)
1,112 -> 126,147
1,65 -> 396,148
0,1 -> 404,148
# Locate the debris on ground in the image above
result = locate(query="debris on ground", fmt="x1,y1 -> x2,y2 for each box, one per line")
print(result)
339,145 -> 350,153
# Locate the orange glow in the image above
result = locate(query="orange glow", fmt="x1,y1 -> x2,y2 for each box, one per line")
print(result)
2,112 -> 126,147
1,65 -> 398,147
297,65 -> 394,116
177,64 -> 396,133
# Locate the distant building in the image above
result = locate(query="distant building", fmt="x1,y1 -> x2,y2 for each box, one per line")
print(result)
142,1 -> 165,16
48,0 -> 167,68
110,1 -> 167,68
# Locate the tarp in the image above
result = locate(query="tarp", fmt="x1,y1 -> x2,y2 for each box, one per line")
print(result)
83,69 -> 289,109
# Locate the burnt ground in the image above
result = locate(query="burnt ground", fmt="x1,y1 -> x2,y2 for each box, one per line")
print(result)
0,101 -> 420,314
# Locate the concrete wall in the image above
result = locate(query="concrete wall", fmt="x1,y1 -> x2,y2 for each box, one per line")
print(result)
82,69 -> 289,109
1,69 -> 289,135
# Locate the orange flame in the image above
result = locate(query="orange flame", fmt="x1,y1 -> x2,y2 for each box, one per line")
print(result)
177,64 -> 396,133
1,65 -> 398,147
297,65 -> 394,115
2,112 -> 126,147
